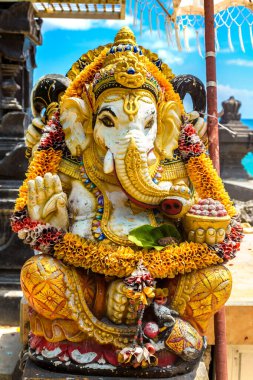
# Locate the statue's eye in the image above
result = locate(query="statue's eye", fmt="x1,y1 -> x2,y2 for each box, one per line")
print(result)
145,118 -> 154,130
99,116 -> 114,128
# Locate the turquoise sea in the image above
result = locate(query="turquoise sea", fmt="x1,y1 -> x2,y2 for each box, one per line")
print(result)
242,119 -> 253,129
240,119 -> 253,177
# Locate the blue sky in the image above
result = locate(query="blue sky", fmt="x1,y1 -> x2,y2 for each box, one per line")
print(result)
34,11 -> 253,118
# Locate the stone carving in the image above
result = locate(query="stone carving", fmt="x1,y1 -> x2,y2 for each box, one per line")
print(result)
219,96 -> 253,180
0,2 -> 42,324
220,96 -> 241,124
12,27 -> 243,377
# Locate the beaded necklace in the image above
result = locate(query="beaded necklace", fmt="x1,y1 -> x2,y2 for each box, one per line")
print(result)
79,157 -> 106,241
152,163 -> 163,185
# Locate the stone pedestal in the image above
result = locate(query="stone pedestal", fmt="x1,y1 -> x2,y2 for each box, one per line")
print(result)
22,359 -> 197,380
0,2 -> 42,325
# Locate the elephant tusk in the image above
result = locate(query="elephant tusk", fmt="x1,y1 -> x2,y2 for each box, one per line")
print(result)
147,150 -> 157,166
103,148 -> 114,174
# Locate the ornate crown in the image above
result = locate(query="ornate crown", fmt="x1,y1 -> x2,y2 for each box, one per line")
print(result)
92,27 -> 161,101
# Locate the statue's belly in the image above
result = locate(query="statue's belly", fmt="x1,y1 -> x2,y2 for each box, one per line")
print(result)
68,180 -> 96,239
107,190 -> 150,238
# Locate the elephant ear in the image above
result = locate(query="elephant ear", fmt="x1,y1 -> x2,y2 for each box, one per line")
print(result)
31,74 -> 71,121
155,101 -> 182,160
60,97 -> 92,156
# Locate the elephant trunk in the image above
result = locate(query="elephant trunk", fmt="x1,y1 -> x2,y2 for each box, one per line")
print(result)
114,133 -> 172,208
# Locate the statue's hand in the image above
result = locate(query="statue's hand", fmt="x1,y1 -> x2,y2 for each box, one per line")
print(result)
183,199 -> 231,245
187,111 -> 207,143
25,118 -> 44,153
187,226 -> 226,245
27,173 -> 69,230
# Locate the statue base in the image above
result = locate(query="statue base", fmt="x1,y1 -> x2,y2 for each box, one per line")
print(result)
23,358 -> 198,380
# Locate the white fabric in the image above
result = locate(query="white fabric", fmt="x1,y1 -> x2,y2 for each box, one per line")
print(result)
174,0 -> 253,16
132,0 -> 253,53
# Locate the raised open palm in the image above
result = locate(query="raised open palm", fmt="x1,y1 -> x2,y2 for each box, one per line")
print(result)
27,173 -> 69,230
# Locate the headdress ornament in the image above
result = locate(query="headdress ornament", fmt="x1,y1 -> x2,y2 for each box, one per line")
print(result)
92,27 -> 161,101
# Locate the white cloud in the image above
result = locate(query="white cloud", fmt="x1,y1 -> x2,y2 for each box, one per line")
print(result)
136,30 -> 186,65
42,13 -> 201,59
225,59 -> 253,68
217,83 -> 253,119
103,14 -> 134,28
138,26 -> 201,53
218,83 -> 253,99
217,48 -> 232,54
42,14 -> 134,32
156,49 -> 184,65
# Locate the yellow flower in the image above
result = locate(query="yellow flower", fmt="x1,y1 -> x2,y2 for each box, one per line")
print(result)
61,48 -> 108,103
143,56 -> 184,114
143,287 -> 156,300
155,288 -> 169,298
186,153 -> 237,217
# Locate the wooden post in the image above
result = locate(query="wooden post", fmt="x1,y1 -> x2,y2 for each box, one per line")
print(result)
204,0 -> 220,172
204,1 -> 228,380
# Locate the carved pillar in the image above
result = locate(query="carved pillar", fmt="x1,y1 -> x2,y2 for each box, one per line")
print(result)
0,2 -> 42,324
219,96 -> 253,179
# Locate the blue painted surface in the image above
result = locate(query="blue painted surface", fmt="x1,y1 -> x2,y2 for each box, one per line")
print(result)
241,119 -> 253,177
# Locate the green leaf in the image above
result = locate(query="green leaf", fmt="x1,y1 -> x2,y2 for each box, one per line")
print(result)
128,223 -> 181,250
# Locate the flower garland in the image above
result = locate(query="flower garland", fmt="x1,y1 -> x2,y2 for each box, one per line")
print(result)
178,121 -> 206,161
211,219 -> 243,261
143,56 -> 184,114
179,119 -> 237,218
53,233 -> 222,278
12,114 -> 66,254
15,115 -> 64,212
186,154 -> 237,218
11,208 -> 64,254
178,119 -> 242,261
11,95 -> 243,279
61,48 -> 108,103
118,264 -> 158,368
11,115 -> 242,276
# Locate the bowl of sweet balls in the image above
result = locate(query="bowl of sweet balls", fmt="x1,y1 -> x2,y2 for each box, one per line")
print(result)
183,198 -> 231,235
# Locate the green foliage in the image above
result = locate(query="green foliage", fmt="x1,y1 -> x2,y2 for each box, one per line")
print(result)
128,224 -> 181,250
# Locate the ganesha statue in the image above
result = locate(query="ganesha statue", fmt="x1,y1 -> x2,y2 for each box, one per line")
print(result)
12,27 -> 243,378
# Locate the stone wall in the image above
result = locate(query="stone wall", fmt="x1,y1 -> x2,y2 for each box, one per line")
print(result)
0,2 -> 42,324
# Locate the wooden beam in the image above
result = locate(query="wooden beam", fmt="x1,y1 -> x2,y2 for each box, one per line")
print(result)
12,0 -> 123,4
35,10 -> 122,18
120,0 -> 125,19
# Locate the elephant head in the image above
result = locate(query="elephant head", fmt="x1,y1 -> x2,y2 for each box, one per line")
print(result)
60,86 -> 190,217
36,27 -> 206,218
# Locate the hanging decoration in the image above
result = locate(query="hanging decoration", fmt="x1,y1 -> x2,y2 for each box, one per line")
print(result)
132,0 -> 253,53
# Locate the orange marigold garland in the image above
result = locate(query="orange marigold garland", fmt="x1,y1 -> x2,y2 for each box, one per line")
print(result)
15,114 -> 64,212
118,264 -> 158,368
186,154 -> 236,217
11,113 -> 66,253
61,48 -> 108,102
53,233 -> 222,279
178,117 -> 242,261
11,112 -> 242,275
143,56 -> 184,114
11,76 -> 242,277
178,118 -> 237,218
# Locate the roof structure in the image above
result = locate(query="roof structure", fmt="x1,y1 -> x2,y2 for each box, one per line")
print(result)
12,0 -> 126,19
